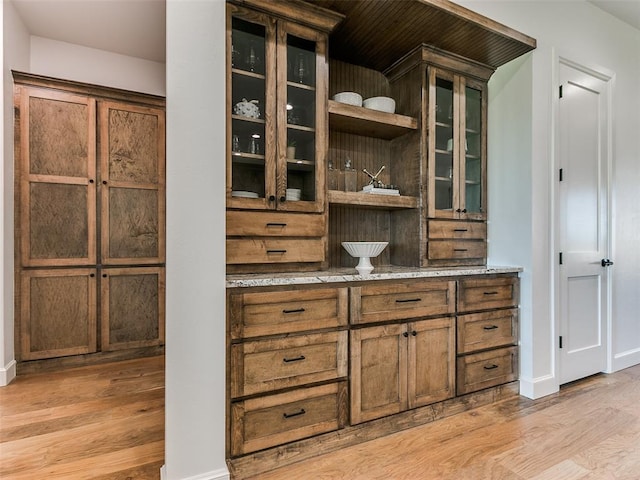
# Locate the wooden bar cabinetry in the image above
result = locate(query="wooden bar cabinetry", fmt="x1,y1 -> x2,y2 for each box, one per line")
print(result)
227,272 -> 520,474
14,73 -> 165,363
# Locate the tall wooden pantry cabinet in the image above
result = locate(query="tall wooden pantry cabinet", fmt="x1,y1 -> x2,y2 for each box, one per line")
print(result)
13,73 -> 165,363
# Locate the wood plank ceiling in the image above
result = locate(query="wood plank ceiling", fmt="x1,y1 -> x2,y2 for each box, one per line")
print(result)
311,0 -> 537,72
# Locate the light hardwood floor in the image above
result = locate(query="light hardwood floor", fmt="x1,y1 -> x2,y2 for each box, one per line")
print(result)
0,356 -> 164,480
247,364 -> 640,480
2,358 -> 640,479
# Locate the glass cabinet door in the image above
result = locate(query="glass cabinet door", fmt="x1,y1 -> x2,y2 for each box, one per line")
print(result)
430,69 -> 458,218
429,69 -> 486,221
228,11 -> 275,209
277,21 -> 326,213
461,78 -> 486,220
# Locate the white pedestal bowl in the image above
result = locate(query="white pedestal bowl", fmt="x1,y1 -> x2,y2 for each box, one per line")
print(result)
341,241 -> 389,276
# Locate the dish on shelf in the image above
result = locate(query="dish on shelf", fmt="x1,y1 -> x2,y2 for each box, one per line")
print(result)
332,92 -> 363,107
341,241 -> 389,276
363,96 -> 396,113
231,190 -> 259,198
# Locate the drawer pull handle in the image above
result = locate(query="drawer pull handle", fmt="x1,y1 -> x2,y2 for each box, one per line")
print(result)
396,298 -> 421,304
484,364 -> 499,370
283,408 -> 306,419
283,355 -> 306,363
283,308 -> 305,314
267,249 -> 287,254
454,248 -> 468,252
411,330 -> 417,336
483,291 -> 499,295
453,228 -> 468,232
403,331 -> 409,338
266,222 -> 287,227
483,325 -> 499,330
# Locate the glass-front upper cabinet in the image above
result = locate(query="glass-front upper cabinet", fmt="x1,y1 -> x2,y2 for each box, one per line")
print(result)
428,68 -> 487,220
227,5 -> 327,213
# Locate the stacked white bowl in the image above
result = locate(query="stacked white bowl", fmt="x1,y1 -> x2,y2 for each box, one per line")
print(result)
285,188 -> 301,201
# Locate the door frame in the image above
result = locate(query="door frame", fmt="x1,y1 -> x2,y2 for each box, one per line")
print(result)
552,52 -> 615,382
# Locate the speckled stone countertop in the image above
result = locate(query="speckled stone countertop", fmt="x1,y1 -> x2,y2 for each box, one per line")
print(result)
226,265 -> 523,288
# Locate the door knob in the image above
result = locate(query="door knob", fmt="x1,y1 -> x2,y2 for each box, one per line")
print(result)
601,258 -> 614,267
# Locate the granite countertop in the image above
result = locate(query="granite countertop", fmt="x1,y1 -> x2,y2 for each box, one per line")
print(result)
226,265 -> 523,288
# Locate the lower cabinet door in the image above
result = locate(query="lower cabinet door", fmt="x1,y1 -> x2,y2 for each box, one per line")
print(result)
230,382 -> 347,457
350,324 -> 407,425
101,266 -> 165,351
408,317 -> 456,409
20,268 -> 97,360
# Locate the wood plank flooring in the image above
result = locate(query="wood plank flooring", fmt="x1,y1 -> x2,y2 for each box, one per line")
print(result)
2,357 -> 640,479
246,364 -> 640,479
0,356 -> 164,480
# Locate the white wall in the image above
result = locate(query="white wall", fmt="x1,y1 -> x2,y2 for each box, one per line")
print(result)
459,0 -> 640,397
165,1 -> 228,479
1,0 -> 29,386
30,36 -> 165,96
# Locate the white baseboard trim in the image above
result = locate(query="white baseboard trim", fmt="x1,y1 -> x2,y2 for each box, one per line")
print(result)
519,373 -> 558,399
160,465 -> 229,480
611,348 -> 640,373
0,360 -> 16,387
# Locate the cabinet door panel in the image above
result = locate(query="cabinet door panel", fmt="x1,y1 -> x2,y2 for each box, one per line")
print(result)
101,266 -> 165,351
350,324 -> 407,424
20,269 -> 97,360
106,187 -> 160,261
408,317 -> 455,408
19,87 -> 96,267
28,183 -> 91,263
100,102 -> 165,264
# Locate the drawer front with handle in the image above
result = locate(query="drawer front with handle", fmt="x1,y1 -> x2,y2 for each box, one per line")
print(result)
457,276 -> 519,313
456,346 -> 518,395
226,238 -> 325,265
428,240 -> 486,261
457,309 -> 518,354
428,220 -> 486,240
351,280 -> 456,325
226,211 -> 325,237
231,331 -> 348,397
230,382 -> 347,456
229,287 -> 348,339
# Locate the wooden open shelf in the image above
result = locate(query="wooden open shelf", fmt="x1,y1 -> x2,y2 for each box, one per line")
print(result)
328,190 -> 419,209
328,100 -> 418,140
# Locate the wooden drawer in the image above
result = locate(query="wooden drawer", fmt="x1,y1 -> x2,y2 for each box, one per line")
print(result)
230,382 -> 347,456
351,280 -> 456,325
229,287 -> 348,339
428,240 -> 486,260
456,346 -> 518,395
231,331 -> 348,397
428,220 -> 486,240
227,211 -> 325,237
226,238 -> 325,265
458,276 -> 519,313
457,309 -> 518,354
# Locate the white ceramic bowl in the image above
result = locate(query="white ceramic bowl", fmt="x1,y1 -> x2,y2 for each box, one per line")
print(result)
363,96 -> 396,114
342,241 -> 388,258
341,242 -> 388,276
332,92 -> 363,107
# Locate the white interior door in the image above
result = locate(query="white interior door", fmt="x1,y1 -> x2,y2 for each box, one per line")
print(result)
557,59 -> 611,385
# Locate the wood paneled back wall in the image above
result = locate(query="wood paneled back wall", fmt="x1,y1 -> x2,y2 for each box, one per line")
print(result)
328,60 -> 423,269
